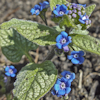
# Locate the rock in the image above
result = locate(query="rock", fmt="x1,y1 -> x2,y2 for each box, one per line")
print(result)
77,0 -> 89,4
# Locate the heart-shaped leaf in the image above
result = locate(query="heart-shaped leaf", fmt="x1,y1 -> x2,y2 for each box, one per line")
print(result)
0,18 -> 59,46
13,60 -> 58,100
0,28 -> 38,62
85,4 -> 96,16
71,34 -> 100,55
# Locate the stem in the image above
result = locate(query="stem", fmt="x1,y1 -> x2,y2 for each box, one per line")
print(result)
44,14 -> 48,26
43,45 -> 56,62
39,12 -> 48,26
25,52 -> 35,63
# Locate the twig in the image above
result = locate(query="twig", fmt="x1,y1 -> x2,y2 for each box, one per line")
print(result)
78,70 -> 83,89
88,81 -> 99,100
34,47 -> 39,63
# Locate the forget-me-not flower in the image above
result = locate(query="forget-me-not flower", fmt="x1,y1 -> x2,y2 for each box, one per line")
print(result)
67,51 -> 84,64
5,65 -> 17,77
79,13 -> 89,24
56,31 -> 72,52
39,1 -> 49,9
30,5 -> 42,15
61,71 -> 75,82
51,77 -> 71,97
53,4 -> 69,17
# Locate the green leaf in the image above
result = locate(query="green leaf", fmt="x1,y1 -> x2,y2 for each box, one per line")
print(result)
59,15 -> 77,29
69,43 -> 82,51
85,4 -> 96,16
0,28 -> 38,62
51,17 -> 62,23
69,24 -> 89,35
13,61 -> 57,100
50,0 -> 68,10
53,26 -> 65,32
71,34 -> 100,55
0,18 -> 59,46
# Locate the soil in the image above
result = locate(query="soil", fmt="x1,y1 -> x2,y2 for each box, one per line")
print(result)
0,0 -> 100,100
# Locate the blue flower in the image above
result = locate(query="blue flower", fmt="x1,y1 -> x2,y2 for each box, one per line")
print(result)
30,5 -> 42,15
67,51 -> 85,64
61,71 -> 75,82
51,78 -> 71,97
79,13 -> 89,24
53,4 -> 69,17
39,1 -> 49,9
56,31 -> 71,51
5,65 -> 17,77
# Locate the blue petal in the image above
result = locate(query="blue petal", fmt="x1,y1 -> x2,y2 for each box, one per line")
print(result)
65,10 -> 69,14
79,19 -> 85,24
60,4 -> 67,12
71,73 -> 75,80
56,34 -> 62,42
5,67 -> 10,72
79,51 -> 84,56
79,14 -> 83,19
78,57 -> 85,64
61,71 -> 67,77
13,69 -> 17,73
61,77 -> 67,82
62,42 -> 69,47
58,89 -> 65,95
71,51 -> 78,55
71,58 -> 79,64
53,10 -> 59,16
54,84 -> 60,91
66,81 -> 71,87
56,43 -> 62,49
56,5 -> 60,11
56,78 -> 61,84
67,55 -> 73,60
51,90 -> 56,95
43,1 -> 49,5
61,31 -> 68,38
10,65 -> 14,69
68,36 -> 72,42
65,87 -> 71,94
5,72 -> 10,76
36,12 -> 40,15
30,9 -> 35,15
11,73 -> 16,77
34,5 -> 40,9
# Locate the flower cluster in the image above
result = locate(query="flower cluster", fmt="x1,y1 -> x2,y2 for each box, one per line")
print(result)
5,65 -> 17,77
52,3 -> 91,26
66,3 -> 91,25
30,1 -> 49,15
51,71 -> 75,97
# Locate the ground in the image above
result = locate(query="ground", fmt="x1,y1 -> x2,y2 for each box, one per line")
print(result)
0,0 -> 100,100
